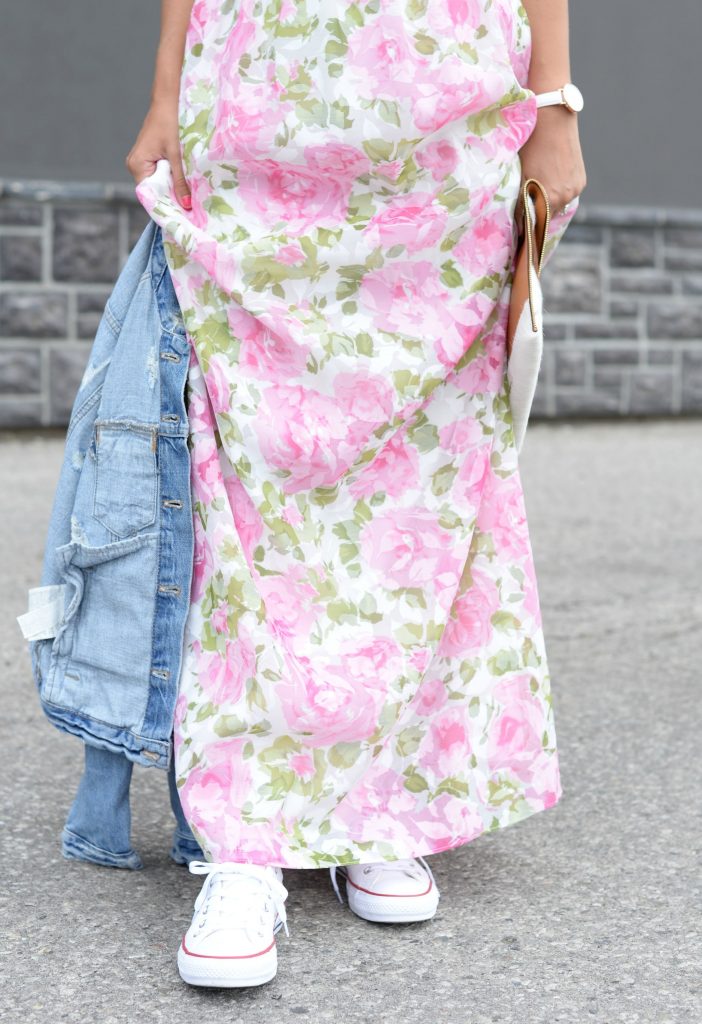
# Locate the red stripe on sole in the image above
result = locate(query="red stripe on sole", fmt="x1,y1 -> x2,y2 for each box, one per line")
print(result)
345,875 -> 433,898
181,937 -> 275,960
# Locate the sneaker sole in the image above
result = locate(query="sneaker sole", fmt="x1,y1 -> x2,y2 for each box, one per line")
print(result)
177,944 -> 277,988
347,891 -> 439,924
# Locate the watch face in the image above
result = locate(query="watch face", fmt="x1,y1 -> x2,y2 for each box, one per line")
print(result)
563,83 -> 584,112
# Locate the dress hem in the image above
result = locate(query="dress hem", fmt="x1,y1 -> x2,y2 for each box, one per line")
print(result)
194,788 -> 563,870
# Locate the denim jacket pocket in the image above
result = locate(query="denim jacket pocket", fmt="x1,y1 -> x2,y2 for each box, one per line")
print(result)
93,420 -> 158,538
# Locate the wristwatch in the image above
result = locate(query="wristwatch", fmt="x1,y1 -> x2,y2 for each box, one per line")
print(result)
534,83 -> 584,113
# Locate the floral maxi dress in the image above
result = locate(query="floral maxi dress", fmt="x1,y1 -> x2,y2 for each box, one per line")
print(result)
136,0 -> 576,869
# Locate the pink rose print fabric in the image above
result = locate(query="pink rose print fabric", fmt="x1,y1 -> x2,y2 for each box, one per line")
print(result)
136,0 -> 574,868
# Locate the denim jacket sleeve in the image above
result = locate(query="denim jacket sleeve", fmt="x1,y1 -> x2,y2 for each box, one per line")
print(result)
17,220 -> 194,769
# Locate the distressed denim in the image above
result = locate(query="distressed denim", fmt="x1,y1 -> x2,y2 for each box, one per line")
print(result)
16,221 -> 202,868
62,744 -> 203,870
17,220 -> 194,769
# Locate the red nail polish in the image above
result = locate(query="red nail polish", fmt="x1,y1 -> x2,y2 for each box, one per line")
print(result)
181,195 -> 192,210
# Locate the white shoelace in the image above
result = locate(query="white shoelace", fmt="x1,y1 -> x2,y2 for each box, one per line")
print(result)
189,860 -> 290,938
329,856 -> 439,904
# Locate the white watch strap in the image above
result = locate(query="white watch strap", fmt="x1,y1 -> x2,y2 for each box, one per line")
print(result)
535,89 -> 565,108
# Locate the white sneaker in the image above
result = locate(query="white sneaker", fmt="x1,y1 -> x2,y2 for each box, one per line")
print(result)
330,857 -> 440,923
177,860 -> 289,987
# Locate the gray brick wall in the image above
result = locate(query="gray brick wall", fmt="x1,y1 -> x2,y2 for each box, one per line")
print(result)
1,179 -> 701,426
0,183 -> 150,427
536,208 -> 702,416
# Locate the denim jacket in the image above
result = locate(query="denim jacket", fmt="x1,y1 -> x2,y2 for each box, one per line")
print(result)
17,220 -> 193,771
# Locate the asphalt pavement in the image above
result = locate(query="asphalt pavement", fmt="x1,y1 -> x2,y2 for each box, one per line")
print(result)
2,420 -> 700,1024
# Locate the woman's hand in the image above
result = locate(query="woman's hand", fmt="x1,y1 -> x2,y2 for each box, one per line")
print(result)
125,98 -> 192,209
517,106 -> 587,220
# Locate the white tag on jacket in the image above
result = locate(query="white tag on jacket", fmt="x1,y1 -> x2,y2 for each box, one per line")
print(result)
16,584 -> 67,641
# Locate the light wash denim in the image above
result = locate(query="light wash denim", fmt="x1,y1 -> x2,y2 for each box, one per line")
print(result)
17,219 -> 194,769
62,744 -> 203,870
16,221 -> 203,867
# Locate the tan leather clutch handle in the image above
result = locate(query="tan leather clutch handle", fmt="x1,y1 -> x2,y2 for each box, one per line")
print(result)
506,177 -> 551,359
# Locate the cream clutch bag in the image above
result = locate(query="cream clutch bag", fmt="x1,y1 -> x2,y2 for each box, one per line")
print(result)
506,178 -> 551,453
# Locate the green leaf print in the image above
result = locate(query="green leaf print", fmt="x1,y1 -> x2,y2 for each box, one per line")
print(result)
521,636 -> 540,667
376,99 -> 401,127
355,332 -> 374,356
260,736 -> 301,764
339,543 -> 359,564
403,769 -> 429,794
262,480 -> 282,511
204,195 -> 235,217
458,42 -> 479,64
439,223 -> 471,253
309,484 -> 339,507
246,678 -> 268,711
181,110 -> 213,163
431,463 -> 459,496
491,611 -> 523,631
460,661 -> 478,685
396,726 -> 423,757
466,107 -> 503,138
296,98 -> 330,127
487,650 -> 522,675
195,702 -> 217,723
434,777 -> 470,798
353,499 -> 373,523
414,32 -> 438,55
407,0 -> 428,18
425,621 -> 444,643
325,17 -> 348,43
324,38 -> 348,61
407,419 -> 440,454
332,521 -> 353,542
438,509 -> 463,531
336,277 -> 359,301
196,313 -> 236,371
250,720 -> 272,736
328,742 -> 361,769
487,779 -> 520,809
163,244 -> 190,270
393,369 -> 421,396
368,701 -> 402,745
393,588 -> 427,610
345,2 -> 363,27
213,715 -> 248,738
394,622 -> 423,646
346,192 -> 376,226
327,599 -> 357,625
362,138 -> 395,163
316,226 -> 343,247
440,260 -> 464,289
262,769 -> 296,802
436,186 -> 471,212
